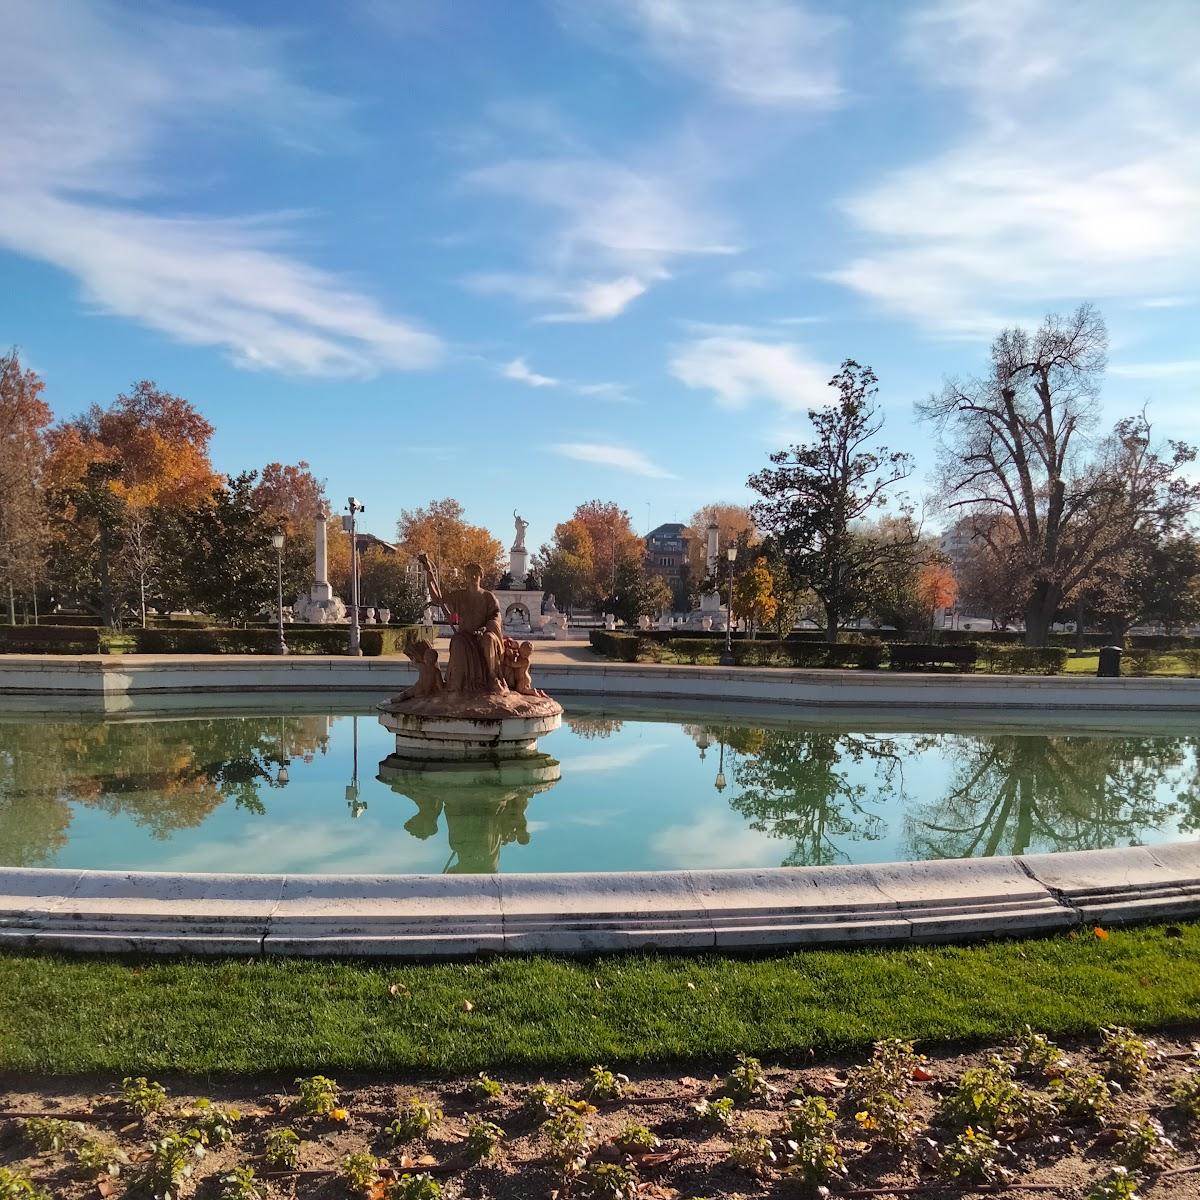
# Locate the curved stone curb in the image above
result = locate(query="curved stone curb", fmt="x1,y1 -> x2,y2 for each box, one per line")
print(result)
2,842 -> 1197,958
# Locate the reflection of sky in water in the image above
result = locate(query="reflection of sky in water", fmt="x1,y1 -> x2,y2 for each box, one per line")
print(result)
1,707 -> 1197,874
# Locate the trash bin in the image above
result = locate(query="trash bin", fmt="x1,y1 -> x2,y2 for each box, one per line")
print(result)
1097,645 -> 1123,678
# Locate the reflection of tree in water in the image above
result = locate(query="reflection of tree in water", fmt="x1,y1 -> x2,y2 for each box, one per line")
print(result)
903,734 -> 1196,860
564,716 -> 624,739
720,727 -> 901,866
0,716 -> 330,866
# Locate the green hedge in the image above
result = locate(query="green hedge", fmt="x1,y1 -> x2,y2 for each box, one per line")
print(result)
979,645 -> 1070,675
0,625 -> 133,654
735,640 -> 884,669
1122,648 -> 1200,677
889,643 -> 979,671
588,630 -> 642,662
133,624 -> 429,656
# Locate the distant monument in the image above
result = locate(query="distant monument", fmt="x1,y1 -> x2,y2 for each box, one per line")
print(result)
510,510 -> 530,586
293,505 -> 347,623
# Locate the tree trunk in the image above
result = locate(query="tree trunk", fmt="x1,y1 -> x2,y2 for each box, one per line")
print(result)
1073,596 -> 1086,654
1023,581 -> 1059,647
825,606 -> 838,643
7,581 -> 13,626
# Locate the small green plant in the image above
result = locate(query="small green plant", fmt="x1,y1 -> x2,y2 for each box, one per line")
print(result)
525,1082 -> 593,1120
74,1135 -> 127,1179
263,1127 -> 302,1169
575,1161 -> 637,1200
941,1057 -> 1047,1134
385,1175 -> 441,1200
1015,1026 -> 1068,1077
1088,1167 -> 1142,1200
613,1123 -> 659,1153
581,1065 -> 628,1102
1100,1028 -> 1154,1091
540,1110 -> 591,1175
727,1130 -> 776,1176
217,1166 -> 262,1200
0,1169 -> 51,1200
293,1074 -> 340,1116
192,1098 -> 240,1147
693,1095 -> 736,1129
21,1116 -> 81,1152
386,1097 -> 443,1143
782,1096 -> 845,1189
463,1119 -> 505,1164
1115,1116 -> 1174,1168
132,1130 -> 205,1199
122,1075 -> 169,1118
339,1151 -> 381,1195
467,1073 -> 504,1103
723,1053 -> 772,1101
1050,1068 -> 1112,1122
939,1127 -> 1011,1184
1172,1071 -> 1200,1121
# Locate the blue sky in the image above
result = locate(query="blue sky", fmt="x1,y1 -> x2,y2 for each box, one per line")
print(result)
2,0 -> 1197,548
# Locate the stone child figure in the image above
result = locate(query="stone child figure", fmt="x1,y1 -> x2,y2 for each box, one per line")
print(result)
503,638 -> 547,698
418,553 -> 506,694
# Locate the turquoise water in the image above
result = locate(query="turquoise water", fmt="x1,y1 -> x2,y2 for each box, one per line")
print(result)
1,700 -> 1197,874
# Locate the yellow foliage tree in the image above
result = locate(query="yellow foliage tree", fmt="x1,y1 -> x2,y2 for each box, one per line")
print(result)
396,498 -> 504,584
733,556 -> 778,638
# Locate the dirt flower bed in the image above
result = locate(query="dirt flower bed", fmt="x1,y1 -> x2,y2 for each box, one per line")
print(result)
3,1026 -> 1200,1199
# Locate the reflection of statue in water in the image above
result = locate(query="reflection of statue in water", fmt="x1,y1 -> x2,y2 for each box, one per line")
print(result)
513,510 -> 529,552
418,553 -> 505,694
381,756 -> 558,873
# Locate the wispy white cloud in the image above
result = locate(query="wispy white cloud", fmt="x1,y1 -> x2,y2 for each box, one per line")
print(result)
502,357 -> 559,388
2,0 -> 442,376
550,442 -> 678,479
670,333 -> 833,411
831,0 -> 1200,336
463,154 -> 735,321
1135,296 -> 1193,310
558,0 -> 844,109
1110,360 -> 1200,381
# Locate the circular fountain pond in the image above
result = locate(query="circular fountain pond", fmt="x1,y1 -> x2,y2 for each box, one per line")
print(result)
2,697 -> 1197,876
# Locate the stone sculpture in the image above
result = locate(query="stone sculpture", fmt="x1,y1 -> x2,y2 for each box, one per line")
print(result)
512,510 -> 529,552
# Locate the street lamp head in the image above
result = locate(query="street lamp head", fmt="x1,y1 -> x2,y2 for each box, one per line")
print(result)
271,532 -> 285,550
726,547 -> 737,562
714,770 -> 727,792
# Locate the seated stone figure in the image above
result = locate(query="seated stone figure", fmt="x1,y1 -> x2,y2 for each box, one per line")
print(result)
419,554 -> 506,694
395,639 -> 444,701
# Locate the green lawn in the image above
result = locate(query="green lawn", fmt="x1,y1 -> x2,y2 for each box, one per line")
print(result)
3,924 -> 1199,1076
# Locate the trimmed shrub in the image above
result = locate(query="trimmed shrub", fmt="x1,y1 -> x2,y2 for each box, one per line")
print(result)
670,639 -> 719,664
889,643 -> 978,671
588,631 -> 641,662
979,646 -> 1070,675
731,640 -> 884,669
0,624 -> 105,654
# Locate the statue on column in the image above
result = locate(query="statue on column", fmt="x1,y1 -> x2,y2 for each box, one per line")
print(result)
513,510 -> 529,552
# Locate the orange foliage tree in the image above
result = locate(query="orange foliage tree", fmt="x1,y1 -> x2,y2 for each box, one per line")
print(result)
45,381 -> 219,625
916,562 -> 957,633
687,502 -> 757,582
396,498 -> 504,584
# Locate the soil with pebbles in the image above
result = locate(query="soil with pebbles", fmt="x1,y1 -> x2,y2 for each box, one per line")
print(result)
3,1026 -> 1200,1199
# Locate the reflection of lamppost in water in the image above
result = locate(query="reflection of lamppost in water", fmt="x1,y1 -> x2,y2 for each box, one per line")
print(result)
276,717 -> 290,786
346,714 -> 366,817
714,735 -> 727,792
696,728 -> 711,760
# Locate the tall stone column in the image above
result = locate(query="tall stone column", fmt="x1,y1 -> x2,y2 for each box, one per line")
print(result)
706,523 -> 719,577
312,509 -> 333,602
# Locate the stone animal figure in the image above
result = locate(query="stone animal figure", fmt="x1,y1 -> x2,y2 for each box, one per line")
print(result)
397,640 -> 444,700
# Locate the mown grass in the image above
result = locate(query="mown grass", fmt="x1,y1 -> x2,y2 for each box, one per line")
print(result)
2,924 -> 1199,1077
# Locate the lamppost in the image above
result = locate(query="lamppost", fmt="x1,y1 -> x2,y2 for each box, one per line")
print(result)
271,532 -> 288,655
714,736 -> 727,792
720,546 -> 737,665
343,497 -> 365,656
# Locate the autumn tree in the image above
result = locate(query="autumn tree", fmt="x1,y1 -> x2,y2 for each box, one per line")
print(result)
915,562 -> 957,636
252,461 -> 328,604
750,360 -> 916,641
603,558 -> 671,625
733,556 -> 777,638
396,498 -> 504,584
0,352 -> 52,622
920,305 -> 1200,644
686,503 -> 757,582
45,381 -> 219,625
534,517 -> 594,612
570,500 -> 644,604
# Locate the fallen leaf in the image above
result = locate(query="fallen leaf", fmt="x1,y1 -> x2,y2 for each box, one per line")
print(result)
1094,926 -> 1110,940
388,982 -> 409,996
638,1185 -> 680,1198
911,1065 -> 934,1082
97,1182 -> 117,1198
462,999 -> 475,1012
330,1107 -> 349,1121
685,981 -> 696,990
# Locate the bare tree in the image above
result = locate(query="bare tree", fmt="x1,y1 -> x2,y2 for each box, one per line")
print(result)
920,305 -> 1199,644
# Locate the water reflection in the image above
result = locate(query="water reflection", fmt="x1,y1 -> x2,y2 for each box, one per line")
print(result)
0,715 -> 331,866
902,734 -> 1200,859
376,755 -> 559,873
